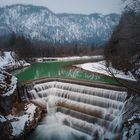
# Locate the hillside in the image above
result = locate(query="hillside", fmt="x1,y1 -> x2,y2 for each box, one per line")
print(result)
0,4 -> 120,45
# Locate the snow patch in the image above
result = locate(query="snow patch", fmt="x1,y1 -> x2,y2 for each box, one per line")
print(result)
0,51 -> 30,70
35,55 -> 103,62
0,103 -> 37,137
76,61 -> 136,81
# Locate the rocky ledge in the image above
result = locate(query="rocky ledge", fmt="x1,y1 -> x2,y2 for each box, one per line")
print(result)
0,102 -> 42,140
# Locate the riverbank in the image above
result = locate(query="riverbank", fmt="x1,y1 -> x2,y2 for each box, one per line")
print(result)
1,52 -> 140,140
28,55 -> 103,63
75,61 -> 136,81
0,51 -> 43,139
0,102 -> 42,139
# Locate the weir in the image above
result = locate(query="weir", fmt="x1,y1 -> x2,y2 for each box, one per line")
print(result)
24,79 -> 127,140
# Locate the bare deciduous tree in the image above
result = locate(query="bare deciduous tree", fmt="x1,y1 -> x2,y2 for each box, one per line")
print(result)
104,0 -> 140,94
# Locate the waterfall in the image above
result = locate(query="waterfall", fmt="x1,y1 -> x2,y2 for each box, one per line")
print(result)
27,81 -> 127,139
33,81 -> 126,101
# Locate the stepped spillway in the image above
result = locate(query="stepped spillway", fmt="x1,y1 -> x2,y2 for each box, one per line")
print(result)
27,81 -> 127,140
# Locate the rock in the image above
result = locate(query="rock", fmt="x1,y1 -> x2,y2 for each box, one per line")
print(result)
0,70 -> 17,114
25,105 -> 42,134
0,120 -> 13,140
0,102 -> 43,140
0,93 -> 17,115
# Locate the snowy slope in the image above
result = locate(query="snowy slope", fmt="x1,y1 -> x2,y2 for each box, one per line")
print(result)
0,4 -> 120,44
0,51 -> 30,70
0,51 -> 29,96
0,52 -> 15,68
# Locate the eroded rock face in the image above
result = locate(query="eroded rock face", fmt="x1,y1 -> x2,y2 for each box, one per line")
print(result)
25,104 -> 42,134
0,70 -> 17,114
0,102 -> 42,140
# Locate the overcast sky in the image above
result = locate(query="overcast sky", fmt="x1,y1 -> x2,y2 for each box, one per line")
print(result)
0,0 -> 123,14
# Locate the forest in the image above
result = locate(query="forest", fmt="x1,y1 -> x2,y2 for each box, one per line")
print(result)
0,32 -> 102,59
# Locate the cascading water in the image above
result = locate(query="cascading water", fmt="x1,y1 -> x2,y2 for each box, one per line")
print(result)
27,81 -> 127,140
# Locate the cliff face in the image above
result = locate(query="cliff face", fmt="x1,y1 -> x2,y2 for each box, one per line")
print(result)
0,70 -> 17,114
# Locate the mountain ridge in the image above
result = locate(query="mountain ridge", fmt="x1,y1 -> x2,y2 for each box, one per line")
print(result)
0,4 -> 120,45
1,4 -> 118,16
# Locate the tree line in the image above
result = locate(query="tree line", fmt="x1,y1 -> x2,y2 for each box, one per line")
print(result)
0,32 -> 102,59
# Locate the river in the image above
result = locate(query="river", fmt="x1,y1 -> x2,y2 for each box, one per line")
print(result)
13,60 -> 117,84
13,59 -> 125,140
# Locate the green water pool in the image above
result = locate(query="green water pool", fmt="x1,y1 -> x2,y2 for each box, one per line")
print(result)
13,60 -> 118,85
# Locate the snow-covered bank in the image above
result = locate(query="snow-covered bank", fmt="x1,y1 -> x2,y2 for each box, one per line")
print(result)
0,51 -> 42,139
34,55 -> 103,62
0,51 -> 30,97
76,61 -> 136,81
0,52 -> 18,115
0,51 -> 30,70
0,103 -> 42,138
